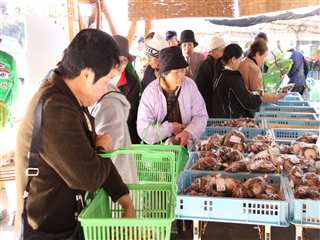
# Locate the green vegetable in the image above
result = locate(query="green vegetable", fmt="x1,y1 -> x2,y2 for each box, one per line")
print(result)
263,51 -> 293,94
0,102 -> 9,132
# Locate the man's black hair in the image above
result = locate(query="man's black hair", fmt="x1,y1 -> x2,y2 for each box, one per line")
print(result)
222,43 -> 243,64
57,29 -> 120,83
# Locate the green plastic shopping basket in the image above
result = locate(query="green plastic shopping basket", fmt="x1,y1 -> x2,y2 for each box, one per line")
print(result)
79,183 -> 175,240
99,149 -> 176,184
128,145 -> 189,181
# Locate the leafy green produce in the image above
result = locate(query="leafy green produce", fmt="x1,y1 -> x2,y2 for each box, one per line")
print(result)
263,51 -> 293,93
0,102 -> 9,132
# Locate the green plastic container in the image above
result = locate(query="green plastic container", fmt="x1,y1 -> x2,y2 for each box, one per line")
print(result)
129,144 -> 189,181
99,149 -> 176,184
79,184 -> 175,240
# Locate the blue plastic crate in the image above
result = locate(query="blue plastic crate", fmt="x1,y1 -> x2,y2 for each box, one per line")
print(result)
263,101 -> 311,107
285,92 -> 301,97
283,177 -> 320,227
202,127 -> 268,140
206,118 -> 262,128
259,106 -> 316,113
176,171 -> 290,226
264,119 -> 320,129
255,112 -> 318,121
271,129 -> 319,142
282,95 -> 303,101
185,152 -> 201,171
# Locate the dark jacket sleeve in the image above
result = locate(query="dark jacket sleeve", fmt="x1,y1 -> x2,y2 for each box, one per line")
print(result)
41,94 -> 129,201
228,73 -> 262,111
195,60 -> 212,95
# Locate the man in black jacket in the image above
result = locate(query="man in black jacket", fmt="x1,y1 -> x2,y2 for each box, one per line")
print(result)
15,29 -> 134,239
195,36 -> 226,117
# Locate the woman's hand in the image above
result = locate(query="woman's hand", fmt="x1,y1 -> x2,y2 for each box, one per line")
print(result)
171,122 -> 186,136
276,88 -> 288,100
95,133 -> 113,151
175,130 -> 190,146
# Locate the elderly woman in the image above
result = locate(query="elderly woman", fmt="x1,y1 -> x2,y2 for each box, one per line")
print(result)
137,46 -> 208,146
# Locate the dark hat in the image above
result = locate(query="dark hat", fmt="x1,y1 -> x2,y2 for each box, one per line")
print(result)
159,46 -> 188,74
179,29 -> 198,47
113,35 -> 135,62
166,30 -> 177,41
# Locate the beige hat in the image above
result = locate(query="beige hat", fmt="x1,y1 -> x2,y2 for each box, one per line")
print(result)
146,33 -> 169,58
208,36 -> 226,51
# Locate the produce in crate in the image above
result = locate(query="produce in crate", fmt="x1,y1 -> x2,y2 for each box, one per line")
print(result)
247,150 -> 282,173
218,146 -> 244,164
185,174 -> 282,200
195,134 -> 223,151
286,165 -> 320,200
199,151 -> 217,158
211,117 -> 259,128
288,166 -> 304,187
296,133 -> 318,144
294,185 -> 320,200
222,130 -> 246,152
282,154 -> 304,172
291,142 -> 319,160
246,135 -> 273,154
191,154 -> 222,171
277,144 -> 292,154
302,172 -> 320,186
224,159 -> 249,172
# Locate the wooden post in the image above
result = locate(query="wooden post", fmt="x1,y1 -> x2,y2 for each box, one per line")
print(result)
96,0 -> 101,30
127,20 -> 137,46
100,0 -> 117,35
145,19 -> 152,37
67,0 -> 76,40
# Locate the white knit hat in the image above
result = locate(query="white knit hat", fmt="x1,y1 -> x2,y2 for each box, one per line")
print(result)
146,33 -> 169,58
208,36 -> 226,51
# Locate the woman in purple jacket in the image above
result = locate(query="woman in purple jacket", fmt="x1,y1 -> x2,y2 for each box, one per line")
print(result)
137,46 -> 208,146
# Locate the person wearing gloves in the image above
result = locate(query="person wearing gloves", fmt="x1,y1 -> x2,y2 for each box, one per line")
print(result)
179,29 -> 205,80
15,29 -> 134,239
137,46 -> 208,146
239,39 -> 287,103
142,33 -> 169,89
195,36 -> 226,117
212,44 -> 287,118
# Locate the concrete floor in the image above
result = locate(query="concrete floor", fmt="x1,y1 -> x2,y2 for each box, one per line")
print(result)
172,222 -> 320,240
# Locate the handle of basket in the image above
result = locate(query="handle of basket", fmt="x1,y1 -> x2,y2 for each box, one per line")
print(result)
140,123 -> 163,145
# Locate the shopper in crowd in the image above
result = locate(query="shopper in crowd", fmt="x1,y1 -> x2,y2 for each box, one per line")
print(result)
179,29 -> 205,79
239,39 -> 267,91
108,35 -> 141,144
137,46 -> 208,145
212,43 -> 287,118
287,48 -> 309,95
195,36 -> 226,117
141,33 -> 168,90
91,35 -> 140,183
239,39 -> 289,103
166,30 -> 179,46
15,29 -> 134,239
134,32 -> 155,80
